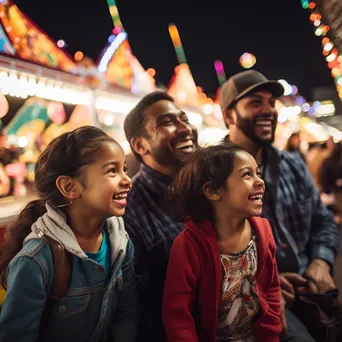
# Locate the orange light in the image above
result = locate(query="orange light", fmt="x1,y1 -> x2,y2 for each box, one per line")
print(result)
308,2 -> 316,9
74,51 -> 84,61
168,24 -> 182,48
328,60 -> 339,69
310,13 -> 321,21
146,68 -> 156,77
331,67 -> 341,78
322,37 -> 329,45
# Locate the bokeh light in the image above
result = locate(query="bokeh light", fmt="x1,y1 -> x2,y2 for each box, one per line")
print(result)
74,51 -> 84,61
239,52 -> 256,69
57,39 -> 65,48
146,68 -> 156,78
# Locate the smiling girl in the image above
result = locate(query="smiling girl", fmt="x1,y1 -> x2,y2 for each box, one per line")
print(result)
162,143 -> 282,342
0,126 -> 138,342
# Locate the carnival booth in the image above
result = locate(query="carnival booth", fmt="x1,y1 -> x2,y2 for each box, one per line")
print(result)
0,0 -> 158,229
0,0 -> 215,230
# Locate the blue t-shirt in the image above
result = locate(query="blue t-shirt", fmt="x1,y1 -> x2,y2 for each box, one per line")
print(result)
85,230 -> 111,283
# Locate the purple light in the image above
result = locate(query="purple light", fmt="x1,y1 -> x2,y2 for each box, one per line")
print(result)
291,85 -> 298,95
214,60 -> 224,75
308,107 -> 315,116
108,35 -> 116,43
295,96 -> 306,106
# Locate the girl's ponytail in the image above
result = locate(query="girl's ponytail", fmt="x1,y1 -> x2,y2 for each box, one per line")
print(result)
0,199 -> 46,289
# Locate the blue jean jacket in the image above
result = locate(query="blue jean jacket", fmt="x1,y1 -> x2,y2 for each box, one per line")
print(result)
0,238 -> 138,342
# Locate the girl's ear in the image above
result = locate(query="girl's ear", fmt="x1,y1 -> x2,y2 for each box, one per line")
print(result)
56,176 -> 80,201
203,182 -> 222,201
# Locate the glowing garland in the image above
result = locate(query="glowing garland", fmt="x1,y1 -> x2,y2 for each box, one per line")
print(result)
301,1 -> 342,99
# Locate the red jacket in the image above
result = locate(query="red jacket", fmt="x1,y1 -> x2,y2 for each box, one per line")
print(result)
162,217 -> 282,342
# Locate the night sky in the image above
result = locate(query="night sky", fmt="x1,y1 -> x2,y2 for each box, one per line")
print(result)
15,0 -> 334,100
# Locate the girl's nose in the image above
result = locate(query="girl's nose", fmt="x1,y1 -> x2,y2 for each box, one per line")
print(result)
121,173 -> 132,188
255,175 -> 265,189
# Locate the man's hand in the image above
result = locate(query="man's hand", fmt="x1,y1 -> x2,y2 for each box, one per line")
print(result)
280,293 -> 288,336
279,273 -> 308,308
304,259 -> 336,294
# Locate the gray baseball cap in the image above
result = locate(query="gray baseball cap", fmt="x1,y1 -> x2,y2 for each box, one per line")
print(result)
219,70 -> 284,110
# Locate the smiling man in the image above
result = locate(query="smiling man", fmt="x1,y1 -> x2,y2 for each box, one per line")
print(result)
123,91 -> 198,342
220,70 -> 339,342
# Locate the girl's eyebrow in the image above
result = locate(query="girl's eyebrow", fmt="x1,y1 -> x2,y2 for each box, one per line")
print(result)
238,166 -> 251,173
101,161 -> 118,169
238,166 -> 260,174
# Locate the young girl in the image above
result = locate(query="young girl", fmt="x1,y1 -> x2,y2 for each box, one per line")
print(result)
0,126 -> 138,341
163,143 -> 282,342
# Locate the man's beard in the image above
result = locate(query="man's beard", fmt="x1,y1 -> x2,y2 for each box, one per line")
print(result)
149,144 -> 195,170
235,108 -> 277,147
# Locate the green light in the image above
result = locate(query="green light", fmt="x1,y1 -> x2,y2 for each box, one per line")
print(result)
301,0 -> 309,9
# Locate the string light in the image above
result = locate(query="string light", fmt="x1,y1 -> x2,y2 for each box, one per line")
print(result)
301,1 -> 342,98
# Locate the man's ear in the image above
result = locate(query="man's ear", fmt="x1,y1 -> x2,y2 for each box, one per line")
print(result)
130,137 -> 149,156
56,176 -> 80,201
223,108 -> 235,126
203,182 -> 223,201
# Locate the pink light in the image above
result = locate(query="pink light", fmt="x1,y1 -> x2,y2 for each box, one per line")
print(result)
112,27 -> 122,35
57,39 -> 65,48
5,162 -> 27,178
214,60 -> 224,75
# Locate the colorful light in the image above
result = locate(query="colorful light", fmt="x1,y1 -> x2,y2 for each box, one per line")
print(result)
168,24 -> 182,48
57,39 -> 65,48
278,79 -> 293,96
107,0 -> 123,30
239,52 -> 256,69
168,23 -> 187,65
315,28 -> 323,36
302,1 -> 342,101
146,68 -> 156,78
47,101 -> 66,124
74,51 -> 84,61
301,0 -> 309,9
323,42 -> 333,52
326,52 -> 337,63
214,60 -> 227,85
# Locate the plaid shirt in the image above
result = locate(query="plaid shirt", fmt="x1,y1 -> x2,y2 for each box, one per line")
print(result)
124,163 -> 183,342
260,145 -> 339,274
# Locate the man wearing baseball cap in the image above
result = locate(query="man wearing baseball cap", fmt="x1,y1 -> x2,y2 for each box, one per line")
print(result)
220,70 -> 339,342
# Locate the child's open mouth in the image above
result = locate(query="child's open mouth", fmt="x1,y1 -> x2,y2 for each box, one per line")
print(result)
248,194 -> 263,205
112,192 -> 128,206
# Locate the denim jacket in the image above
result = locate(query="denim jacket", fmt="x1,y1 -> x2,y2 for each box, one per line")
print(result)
0,203 -> 139,342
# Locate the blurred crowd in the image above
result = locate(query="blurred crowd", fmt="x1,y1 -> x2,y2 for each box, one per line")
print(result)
285,133 -> 342,225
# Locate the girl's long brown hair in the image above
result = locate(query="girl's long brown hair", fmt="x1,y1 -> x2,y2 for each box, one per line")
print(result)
167,143 -> 244,223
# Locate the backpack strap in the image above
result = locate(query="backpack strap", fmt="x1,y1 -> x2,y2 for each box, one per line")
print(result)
41,235 -> 70,301
39,235 -> 70,336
